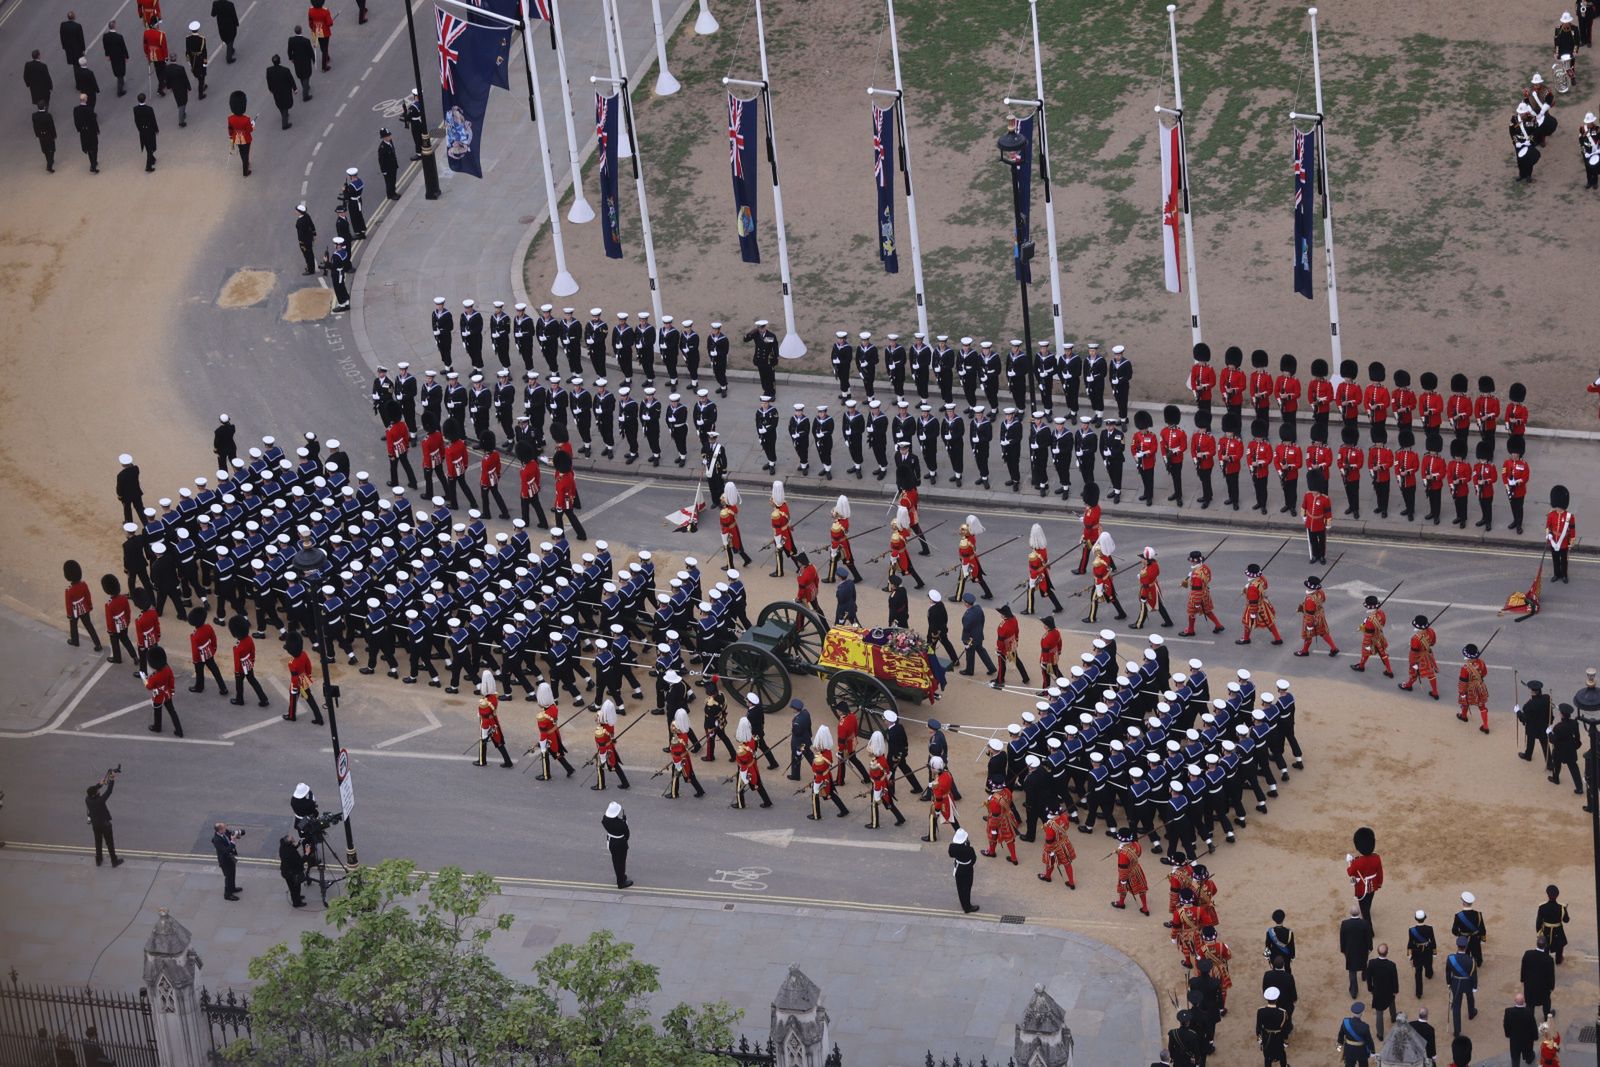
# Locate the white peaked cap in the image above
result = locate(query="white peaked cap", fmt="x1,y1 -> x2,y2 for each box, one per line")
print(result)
294,782 -> 312,798
929,755 -> 944,770
952,828 -> 969,844
605,802 -> 622,818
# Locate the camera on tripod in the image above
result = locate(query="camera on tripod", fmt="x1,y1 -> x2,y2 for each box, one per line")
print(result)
295,809 -> 344,843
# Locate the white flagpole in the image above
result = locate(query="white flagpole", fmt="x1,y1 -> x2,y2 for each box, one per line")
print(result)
549,0 -> 594,224
600,0 -> 665,327
650,0 -> 680,95
1307,6 -> 1343,363
1027,0 -> 1065,355
601,0 -> 632,158
754,0 -> 805,357
884,0 -> 929,340
520,8 -> 578,296
695,0 -> 719,34
1166,3 -> 1202,345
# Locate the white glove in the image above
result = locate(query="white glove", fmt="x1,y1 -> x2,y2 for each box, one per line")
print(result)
1345,853 -> 1353,863
739,771 -> 750,785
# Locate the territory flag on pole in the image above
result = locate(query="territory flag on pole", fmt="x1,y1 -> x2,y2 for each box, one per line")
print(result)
1012,114 -> 1035,284
872,102 -> 899,274
437,7 -> 498,179
1292,126 -> 1317,299
596,91 -> 622,259
728,93 -> 760,264
465,0 -> 517,89
1159,119 -> 1183,294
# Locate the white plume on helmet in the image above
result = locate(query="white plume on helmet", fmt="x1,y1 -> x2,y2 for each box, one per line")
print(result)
598,700 -> 617,726
771,480 -> 785,506
479,669 -> 497,695
673,709 -> 691,734
868,730 -> 887,757
813,724 -> 834,751
895,505 -> 911,528
1097,531 -> 1117,556
722,482 -> 740,506
1029,523 -> 1047,550
964,514 -> 985,535
834,494 -> 851,519
536,682 -> 555,705
736,717 -> 754,744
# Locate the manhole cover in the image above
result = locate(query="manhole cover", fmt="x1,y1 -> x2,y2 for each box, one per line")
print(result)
1000,914 -> 1026,925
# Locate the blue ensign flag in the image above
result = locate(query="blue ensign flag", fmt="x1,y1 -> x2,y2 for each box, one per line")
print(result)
872,101 -> 899,274
729,93 -> 761,264
1293,127 -> 1317,299
1013,115 -> 1035,284
437,7 -> 498,179
597,91 -> 622,259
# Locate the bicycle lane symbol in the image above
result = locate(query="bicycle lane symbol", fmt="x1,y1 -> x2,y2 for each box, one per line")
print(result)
373,98 -> 407,119
708,866 -> 770,891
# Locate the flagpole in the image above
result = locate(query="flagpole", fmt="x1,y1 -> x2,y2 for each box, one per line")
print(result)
599,0 -> 665,327
649,0 -> 680,95
601,0 -> 632,158
883,0 -> 929,341
521,6 -> 578,296
549,0 -> 594,223
753,0 -> 805,357
1165,4 -> 1203,346
1307,6 -> 1343,363
695,0 -> 719,34
1027,0 -> 1066,355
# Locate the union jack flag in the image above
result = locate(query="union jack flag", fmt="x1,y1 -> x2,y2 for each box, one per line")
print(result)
1293,129 -> 1309,210
596,94 -> 610,174
872,105 -> 889,187
437,8 -> 468,93
526,0 -> 552,17
728,97 -> 747,179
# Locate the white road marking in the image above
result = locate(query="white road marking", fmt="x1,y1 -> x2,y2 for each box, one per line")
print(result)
304,161 -> 315,176
323,122 -> 335,138
374,707 -> 441,748
75,700 -> 152,730
4,662 -> 113,738
348,85 -> 361,99
583,482 -> 651,520
92,0 -> 137,50
727,827 -> 924,852
370,0 -> 425,65
66,730 -> 233,746
360,66 -> 372,80
311,140 -> 322,155
221,714 -> 284,739
335,102 -> 347,117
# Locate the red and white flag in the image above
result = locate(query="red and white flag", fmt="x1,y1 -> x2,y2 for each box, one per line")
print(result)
1159,119 -> 1184,294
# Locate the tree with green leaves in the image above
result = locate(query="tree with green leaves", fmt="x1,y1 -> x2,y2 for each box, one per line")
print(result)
232,858 -> 738,1066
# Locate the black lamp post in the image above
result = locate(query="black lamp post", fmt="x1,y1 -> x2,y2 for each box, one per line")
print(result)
402,1 -> 442,199
292,543 -> 358,865
997,127 -> 1035,391
1574,671 -> 1600,1049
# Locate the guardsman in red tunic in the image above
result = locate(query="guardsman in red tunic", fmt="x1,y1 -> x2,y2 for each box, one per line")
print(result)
478,436 -> 510,520
768,480 -> 795,577
884,506 -> 924,590
1395,430 -> 1421,521
667,709 -> 705,798
1504,381 -> 1530,436
306,0 -> 334,70
1446,372 -> 1473,440
1111,828 -> 1150,914
138,0 -> 162,25
896,485 -> 931,554
551,449 -> 586,539
592,699 -> 630,790
1038,805 -> 1077,887
1305,425 -> 1334,494
991,604 -> 1028,690
535,684 -> 575,779
1445,438 -> 1473,527
826,494 -> 860,582
143,645 -> 183,736
143,20 -> 169,91
1473,374 -> 1500,446
421,420 -> 446,500
1273,424 -> 1302,516
955,518 -> 993,601
1132,547 -> 1172,629
1038,615 -> 1062,689
1302,487 -> 1332,566
1351,596 -> 1393,677
475,672 -> 513,767
1472,440 -> 1498,530
1187,343 -> 1216,415
1422,433 -> 1448,524
1199,928 -> 1234,1010
1246,419 -> 1273,513
1074,485 -> 1102,574
1131,410 -> 1159,504
718,483 -> 751,569
1219,346 -> 1247,423
1305,358 -> 1333,426
133,589 -> 161,675
1545,484 -> 1576,583
921,755 -> 956,842
1238,564 -> 1283,645
1336,425 -> 1364,518
834,707 -> 870,787
1293,575 -> 1338,656
806,735 -> 848,819
1398,614 -> 1439,698
186,605 -> 227,694
102,575 -> 137,666
1502,436 -> 1530,534
384,409 -> 417,490
794,553 -> 820,613
1249,349 -> 1275,422
982,787 -> 1020,863
62,560 -> 102,651
1024,524 -> 1062,615
1457,642 -> 1490,733
1364,361 -> 1391,427
1335,360 -> 1363,425
516,442 -> 549,529
863,730 -> 905,827
732,718 -> 774,809
1218,424 -> 1245,510
1160,405 -> 1188,506
226,615 -> 268,706
1417,371 -> 1444,431
1275,353 -> 1301,423
1180,551 -> 1224,636
1368,429 -> 1394,518
444,429 -> 476,510
1192,412 -> 1217,509
282,630 -> 323,724
1083,531 -> 1126,624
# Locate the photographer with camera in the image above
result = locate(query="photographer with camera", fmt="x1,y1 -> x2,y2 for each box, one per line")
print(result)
211,821 -> 243,900
290,782 -> 343,877
279,833 -> 307,907
86,767 -> 123,867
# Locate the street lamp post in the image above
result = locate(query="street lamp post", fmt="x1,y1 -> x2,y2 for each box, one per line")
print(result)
996,128 -> 1035,382
294,545 -> 358,866
1574,673 -> 1600,1050
402,0 -> 443,199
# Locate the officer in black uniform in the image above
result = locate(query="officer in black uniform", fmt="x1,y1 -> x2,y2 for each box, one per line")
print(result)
968,406 -> 992,488
941,403 -> 965,487
707,322 -> 731,396
1101,416 -> 1126,502
813,404 -> 835,479
854,331 -> 879,398
754,395 -> 779,473
746,319 -> 778,397
999,408 -> 1022,490
430,296 -> 453,365
458,299 -> 483,368
377,127 -> 400,199
841,399 -> 865,478
829,331 -> 853,398
788,403 -> 811,475
618,386 -> 640,463
294,204 -> 317,273
867,398 -> 889,478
